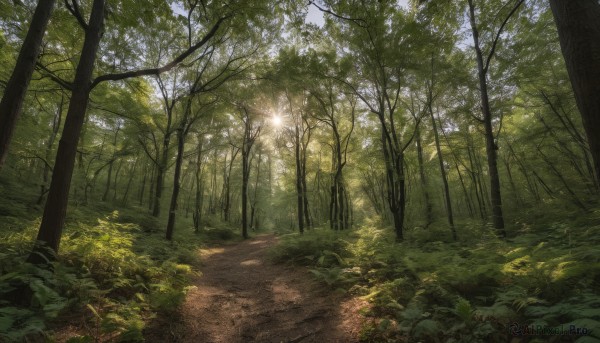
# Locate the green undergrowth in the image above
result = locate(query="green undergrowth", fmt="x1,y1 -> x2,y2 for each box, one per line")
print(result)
0,208 -> 237,342
270,210 -> 600,343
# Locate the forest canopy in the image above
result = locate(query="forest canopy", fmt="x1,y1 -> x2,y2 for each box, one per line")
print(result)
1,0 -> 600,342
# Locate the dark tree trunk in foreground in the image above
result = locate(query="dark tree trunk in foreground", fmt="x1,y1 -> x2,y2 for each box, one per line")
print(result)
0,0 -> 56,170
550,0 -> 600,188
28,0 -> 106,263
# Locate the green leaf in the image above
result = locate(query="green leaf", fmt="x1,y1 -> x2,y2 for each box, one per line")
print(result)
413,319 -> 442,338
86,304 -> 101,319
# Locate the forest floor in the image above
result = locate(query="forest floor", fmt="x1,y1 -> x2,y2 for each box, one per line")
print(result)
144,234 -> 368,343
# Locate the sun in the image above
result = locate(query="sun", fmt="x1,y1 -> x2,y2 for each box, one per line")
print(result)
271,115 -> 283,127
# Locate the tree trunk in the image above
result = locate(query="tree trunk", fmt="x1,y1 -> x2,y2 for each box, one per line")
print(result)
250,147 -> 262,231
0,0 -> 56,170
301,144 -> 311,229
28,0 -> 105,263
429,106 -> 456,240
193,136 -> 204,232
112,159 -> 123,201
37,96 -> 63,205
104,123 -> 121,203
468,0 -> 511,237
415,127 -> 433,228
241,146 -> 250,239
148,165 -> 155,210
294,125 -> 304,234
102,159 -> 114,201
549,0 -> 600,188
121,157 -> 138,205
241,109 -> 257,240
208,148 -> 217,215
166,124 -> 186,241
378,114 -> 405,242
153,132 -> 171,217
139,162 -> 147,206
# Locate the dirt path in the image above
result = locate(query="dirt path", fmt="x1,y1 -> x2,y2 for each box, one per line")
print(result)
146,234 -> 366,343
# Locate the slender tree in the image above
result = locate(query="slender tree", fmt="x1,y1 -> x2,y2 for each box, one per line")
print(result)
239,106 -> 261,239
467,0 -> 524,237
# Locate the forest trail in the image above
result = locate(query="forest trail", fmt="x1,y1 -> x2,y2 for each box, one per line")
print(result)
145,234 -> 367,343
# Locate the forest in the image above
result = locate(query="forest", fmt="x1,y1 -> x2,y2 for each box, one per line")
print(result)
0,0 -> 599,342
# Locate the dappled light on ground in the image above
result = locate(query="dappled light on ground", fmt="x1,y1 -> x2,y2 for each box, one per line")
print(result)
240,258 -> 262,266
144,234 -> 365,342
199,247 -> 226,258
248,239 -> 269,245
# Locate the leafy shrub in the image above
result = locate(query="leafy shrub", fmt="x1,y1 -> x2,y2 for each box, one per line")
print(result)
268,228 -> 352,267
269,217 -> 600,343
0,211 -> 201,342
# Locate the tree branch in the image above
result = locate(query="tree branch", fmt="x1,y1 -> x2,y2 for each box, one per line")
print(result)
35,62 -> 73,90
484,0 -> 525,73
90,15 -> 231,89
64,0 -> 89,30
308,0 -> 367,27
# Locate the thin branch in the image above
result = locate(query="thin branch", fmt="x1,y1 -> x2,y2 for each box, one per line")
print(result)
90,15 -> 231,89
64,0 -> 89,30
35,62 -> 73,90
484,0 -> 525,73
308,1 -> 367,27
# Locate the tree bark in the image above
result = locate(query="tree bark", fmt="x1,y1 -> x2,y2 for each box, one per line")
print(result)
37,96 -> 63,205
549,0 -> 600,188
121,157 -> 138,205
152,118 -> 173,217
0,0 -> 56,170
241,110 -> 257,240
28,0 -> 105,263
193,135 -> 204,232
301,139 -> 312,230
222,145 -> 238,222
415,127 -> 433,228
166,124 -> 186,241
102,124 -> 120,201
468,0 -> 506,237
429,105 -> 456,240
250,147 -> 262,231
294,124 -> 305,234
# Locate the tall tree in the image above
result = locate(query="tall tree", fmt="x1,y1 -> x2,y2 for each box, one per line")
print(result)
0,0 -> 56,170
323,1 -> 423,241
29,0 -> 232,262
310,80 -> 356,231
467,0 -> 524,237
239,105 -> 261,239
